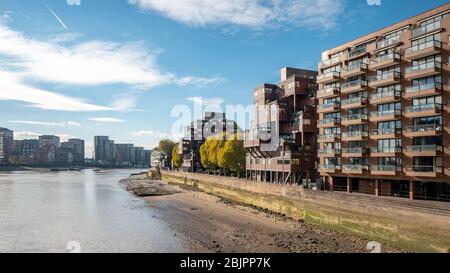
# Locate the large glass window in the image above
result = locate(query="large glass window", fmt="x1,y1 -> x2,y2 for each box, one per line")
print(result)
378,120 -> 401,130
413,116 -> 442,126
413,136 -> 442,146
377,102 -> 401,111
412,75 -> 442,86
412,96 -> 442,106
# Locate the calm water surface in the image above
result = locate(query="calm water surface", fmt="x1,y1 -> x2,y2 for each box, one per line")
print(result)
0,169 -> 187,253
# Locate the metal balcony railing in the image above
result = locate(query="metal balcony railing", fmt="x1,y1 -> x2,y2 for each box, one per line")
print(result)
370,71 -> 401,82
376,37 -> 401,49
411,20 -> 441,38
317,71 -> 340,81
341,96 -> 367,106
317,101 -> 340,110
318,133 -> 341,140
319,164 -> 341,171
405,165 -> 443,173
371,165 -> 402,172
342,164 -> 369,171
370,147 -> 402,153
342,114 -> 368,122
370,128 -> 401,136
317,87 -> 340,97
321,57 -> 340,67
318,149 -> 341,155
348,47 -> 367,58
342,131 -> 369,138
341,63 -> 368,73
341,80 -> 367,90
370,52 -> 401,65
342,147 -> 368,154
370,109 -> 401,118
318,118 -> 340,125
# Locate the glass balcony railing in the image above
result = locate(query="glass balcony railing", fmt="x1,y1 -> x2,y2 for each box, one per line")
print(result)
370,109 -> 401,118
341,80 -> 367,90
342,131 -> 369,138
317,101 -> 340,110
404,145 -> 443,153
342,164 -> 369,172
370,90 -> 401,100
370,128 -> 401,136
342,147 -> 368,154
319,164 -> 341,171
317,71 -> 340,81
341,63 -> 368,73
405,165 -> 442,173
405,40 -> 441,55
411,20 -> 441,38
318,149 -> 341,155
342,114 -> 368,122
318,118 -> 340,125
341,96 -> 367,106
370,71 -> 401,82
405,61 -> 441,74
371,165 -> 402,172
370,53 -> 401,66
321,57 -> 340,67
370,147 -> 402,154
317,87 -> 340,97
405,103 -> 442,113
376,37 -> 401,49
404,124 -> 443,133
348,47 -> 367,58
405,82 -> 442,94
318,133 -> 341,140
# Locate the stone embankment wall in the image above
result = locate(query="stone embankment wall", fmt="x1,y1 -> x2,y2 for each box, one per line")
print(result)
162,171 -> 450,253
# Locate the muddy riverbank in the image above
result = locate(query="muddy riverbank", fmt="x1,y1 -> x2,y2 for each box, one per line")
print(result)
122,174 -> 409,253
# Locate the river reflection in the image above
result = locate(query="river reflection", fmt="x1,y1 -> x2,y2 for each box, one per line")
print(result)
0,169 -> 186,253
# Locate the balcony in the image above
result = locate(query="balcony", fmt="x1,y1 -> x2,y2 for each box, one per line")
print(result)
376,37 -> 401,50
347,47 -> 368,60
341,96 -> 368,110
370,147 -> 402,157
411,20 -> 442,39
318,118 -> 341,128
404,103 -> 442,118
341,80 -> 368,94
342,164 -> 369,174
369,71 -> 401,88
403,124 -> 443,137
317,71 -> 341,84
370,90 -> 401,104
405,61 -> 441,80
317,102 -> 340,113
404,145 -> 443,157
318,164 -> 341,174
370,128 -> 402,140
317,87 -> 340,99
341,147 -> 369,158
318,149 -> 341,157
320,57 -> 340,69
404,82 -> 442,99
404,165 -> 442,178
342,131 -> 369,141
369,109 -> 402,122
340,63 -> 368,78
371,165 -> 402,176
318,134 -> 341,143
369,52 -> 401,70
405,40 -> 441,60
341,114 -> 368,126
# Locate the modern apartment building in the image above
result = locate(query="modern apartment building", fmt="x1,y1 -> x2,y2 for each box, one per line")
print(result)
94,136 -> 115,163
179,112 -> 240,172
317,3 -> 450,201
67,139 -> 85,163
245,67 -> 318,184
0,127 -> 13,163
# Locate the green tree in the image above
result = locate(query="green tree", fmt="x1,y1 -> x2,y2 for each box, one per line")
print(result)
218,133 -> 246,177
172,145 -> 183,169
159,139 -> 177,167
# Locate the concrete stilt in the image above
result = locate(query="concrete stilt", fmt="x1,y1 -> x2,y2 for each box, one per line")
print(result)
347,177 -> 352,193
409,180 -> 414,200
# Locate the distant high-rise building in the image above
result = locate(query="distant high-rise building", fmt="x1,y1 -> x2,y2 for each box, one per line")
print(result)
13,139 -> 39,163
115,143 -> 134,165
94,136 -> 114,163
0,127 -> 14,163
39,135 -> 60,149
68,139 -> 85,163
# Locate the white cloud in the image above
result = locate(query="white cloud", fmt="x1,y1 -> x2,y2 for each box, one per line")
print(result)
0,21 -> 222,89
0,71 -> 113,111
131,130 -> 182,140
14,131 -> 41,140
88,117 -> 126,123
48,32 -> 83,43
187,96 -> 224,106
67,0 -> 81,6
8,120 -> 81,127
128,0 -> 344,30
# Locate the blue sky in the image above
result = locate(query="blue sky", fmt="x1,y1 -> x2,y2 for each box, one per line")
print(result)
0,0 -> 448,156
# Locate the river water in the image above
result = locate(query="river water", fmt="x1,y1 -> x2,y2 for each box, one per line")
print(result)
0,169 -> 188,253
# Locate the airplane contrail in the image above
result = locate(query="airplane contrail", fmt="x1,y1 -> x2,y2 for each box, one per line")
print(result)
44,2 -> 68,30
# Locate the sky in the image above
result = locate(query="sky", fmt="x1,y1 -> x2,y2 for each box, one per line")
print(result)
0,0 -> 449,157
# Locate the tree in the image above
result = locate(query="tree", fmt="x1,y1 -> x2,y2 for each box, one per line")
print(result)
218,133 -> 246,177
159,139 -> 177,167
207,133 -> 226,174
172,145 -> 183,169
200,139 -> 211,170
